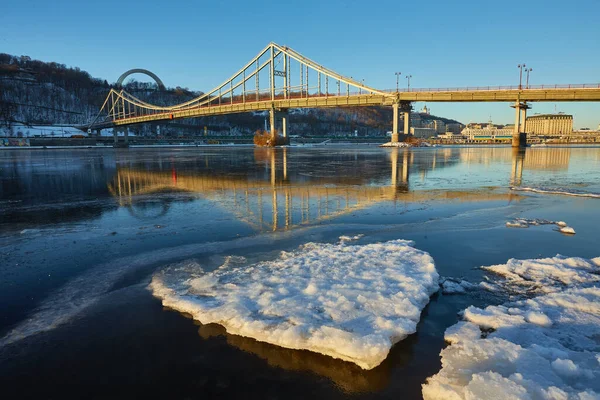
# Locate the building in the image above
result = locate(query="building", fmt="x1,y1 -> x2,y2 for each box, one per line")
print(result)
410,127 -> 437,138
445,123 -> 464,134
526,113 -> 573,136
461,120 -> 513,141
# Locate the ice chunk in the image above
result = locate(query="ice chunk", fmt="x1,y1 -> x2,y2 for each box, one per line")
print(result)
511,186 -> 600,199
506,220 -> 529,228
440,277 -> 477,294
422,287 -> 600,399
338,234 -> 364,243
150,239 -> 439,370
444,321 -> 481,344
559,226 -> 576,235
481,255 -> 600,295
505,217 -> 575,234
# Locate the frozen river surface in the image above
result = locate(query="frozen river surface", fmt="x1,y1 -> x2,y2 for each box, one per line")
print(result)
1,145 -> 599,399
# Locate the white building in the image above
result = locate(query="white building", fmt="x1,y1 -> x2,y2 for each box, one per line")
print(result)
461,120 -> 513,141
410,127 -> 437,138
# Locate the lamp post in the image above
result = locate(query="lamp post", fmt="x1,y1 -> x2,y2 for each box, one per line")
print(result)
395,72 -> 402,92
525,67 -> 533,89
517,64 -> 526,90
406,74 -> 412,91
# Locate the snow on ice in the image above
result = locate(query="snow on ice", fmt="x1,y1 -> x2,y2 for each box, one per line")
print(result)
423,255 -> 600,399
422,287 -> 600,400
150,239 -> 439,370
481,255 -> 600,295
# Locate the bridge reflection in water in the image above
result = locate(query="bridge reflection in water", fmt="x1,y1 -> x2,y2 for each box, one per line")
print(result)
108,147 -> 522,231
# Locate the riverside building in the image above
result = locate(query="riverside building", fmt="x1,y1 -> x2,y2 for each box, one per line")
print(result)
526,113 -> 573,136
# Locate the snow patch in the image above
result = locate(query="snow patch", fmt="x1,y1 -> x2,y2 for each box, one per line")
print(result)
150,239 -> 439,370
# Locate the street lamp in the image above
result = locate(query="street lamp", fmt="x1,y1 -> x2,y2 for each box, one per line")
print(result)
525,67 -> 533,89
395,72 -> 402,92
406,74 -> 412,91
517,64 -> 526,90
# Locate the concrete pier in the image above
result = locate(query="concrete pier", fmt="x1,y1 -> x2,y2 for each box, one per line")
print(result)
511,101 -> 531,147
269,107 -> 289,144
391,101 -> 412,143
401,101 -> 412,139
391,102 -> 399,143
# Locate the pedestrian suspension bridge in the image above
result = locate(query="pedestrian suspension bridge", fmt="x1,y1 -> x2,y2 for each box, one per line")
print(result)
89,42 -> 600,146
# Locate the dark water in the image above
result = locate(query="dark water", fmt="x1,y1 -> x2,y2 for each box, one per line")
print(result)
1,145 -> 599,399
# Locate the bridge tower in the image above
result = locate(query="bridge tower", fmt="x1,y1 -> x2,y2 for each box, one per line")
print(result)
511,101 -> 531,147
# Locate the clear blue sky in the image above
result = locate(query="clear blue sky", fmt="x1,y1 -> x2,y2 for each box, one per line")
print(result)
2,0 -> 599,128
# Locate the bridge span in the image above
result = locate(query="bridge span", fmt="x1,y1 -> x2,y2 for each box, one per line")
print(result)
88,42 -> 600,147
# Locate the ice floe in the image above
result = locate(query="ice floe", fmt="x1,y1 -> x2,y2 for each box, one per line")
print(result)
511,186 -> 600,199
150,239 -> 439,370
559,226 -> 576,235
379,142 -> 412,148
422,287 -> 600,399
481,255 -> 600,295
505,218 -> 575,234
338,234 -> 364,243
440,277 -> 478,294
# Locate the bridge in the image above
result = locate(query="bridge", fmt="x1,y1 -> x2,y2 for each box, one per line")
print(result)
88,42 -> 600,147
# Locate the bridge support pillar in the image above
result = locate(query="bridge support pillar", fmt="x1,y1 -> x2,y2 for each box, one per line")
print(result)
401,101 -> 412,138
391,102 -> 399,143
511,101 -> 531,147
269,107 -> 289,145
269,108 -> 276,141
124,127 -> 129,144
113,128 -> 118,145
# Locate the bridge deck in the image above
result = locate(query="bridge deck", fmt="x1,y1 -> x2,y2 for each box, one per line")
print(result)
109,87 -> 600,127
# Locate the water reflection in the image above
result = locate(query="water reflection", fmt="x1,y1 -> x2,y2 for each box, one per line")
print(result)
194,321 -> 413,393
2,146 -> 589,231
511,148 -> 525,187
108,148 -> 517,231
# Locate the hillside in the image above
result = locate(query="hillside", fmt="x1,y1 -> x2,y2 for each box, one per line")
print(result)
0,53 -> 462,137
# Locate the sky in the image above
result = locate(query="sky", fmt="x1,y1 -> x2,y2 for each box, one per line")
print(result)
1,0 -> 599,128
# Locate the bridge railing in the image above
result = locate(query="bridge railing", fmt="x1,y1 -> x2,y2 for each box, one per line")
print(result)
383,83 -> 600,93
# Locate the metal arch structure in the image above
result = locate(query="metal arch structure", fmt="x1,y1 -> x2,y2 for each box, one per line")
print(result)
116,68 -> 166,91
89,42 -> 394,129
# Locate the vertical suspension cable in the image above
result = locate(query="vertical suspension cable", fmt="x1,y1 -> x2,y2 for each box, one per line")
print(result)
256,59 -> 259,101
243,69 -> 246,103
300,64 -> 304,98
